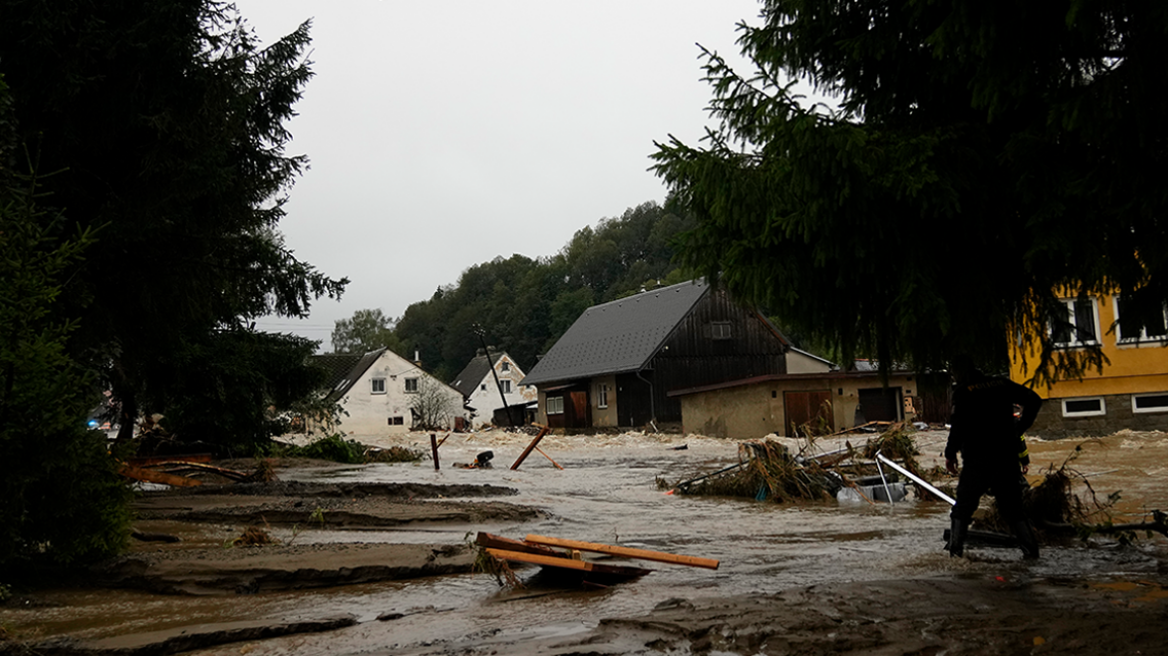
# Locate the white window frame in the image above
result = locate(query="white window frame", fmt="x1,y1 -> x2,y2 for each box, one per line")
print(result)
596,383 -> 609,409
546,395 -> 564,415
1061,396 -> 1106,418
404,378 -> 419,394
371,377 -> 386,394
1132,393 -> 1168,414
1113,296 -> 1168,345
1050,298 -> 1100,348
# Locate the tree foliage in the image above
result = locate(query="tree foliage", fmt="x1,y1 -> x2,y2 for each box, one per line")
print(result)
331,308 -> 402,354
349,201 -> 694,381
0,0 -> 346,447
651,0 -> 1168,381
0,79 -> 132,571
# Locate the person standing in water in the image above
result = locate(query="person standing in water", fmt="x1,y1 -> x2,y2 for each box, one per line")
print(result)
944,355 -> 1043,559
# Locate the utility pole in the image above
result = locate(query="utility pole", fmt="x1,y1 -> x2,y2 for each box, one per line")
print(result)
472,325 -> 518,427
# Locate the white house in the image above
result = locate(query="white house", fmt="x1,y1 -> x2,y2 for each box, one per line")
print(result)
450,351 -> 537,427
310,347 -> 467,435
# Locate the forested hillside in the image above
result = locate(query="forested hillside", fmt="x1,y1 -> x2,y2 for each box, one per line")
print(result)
332,200 -> 695,380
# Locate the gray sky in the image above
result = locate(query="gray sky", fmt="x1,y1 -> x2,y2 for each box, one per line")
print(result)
240,0 -> 765,349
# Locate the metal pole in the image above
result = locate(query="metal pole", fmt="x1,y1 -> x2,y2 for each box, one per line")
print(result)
875,451 -> 956,505
474,326 -> 517,427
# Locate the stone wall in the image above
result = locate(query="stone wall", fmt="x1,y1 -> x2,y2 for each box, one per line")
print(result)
1029,393 -> 1168,438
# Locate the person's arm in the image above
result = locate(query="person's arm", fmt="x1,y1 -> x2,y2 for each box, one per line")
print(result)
1012,383 -> 1043,436
945,390 -> 963,475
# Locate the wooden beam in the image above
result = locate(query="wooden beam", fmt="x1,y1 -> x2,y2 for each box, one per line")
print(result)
533,446 -> 564,470
524,534 -> 719,570
510,425 -> 550,470
485,548 -> 593,571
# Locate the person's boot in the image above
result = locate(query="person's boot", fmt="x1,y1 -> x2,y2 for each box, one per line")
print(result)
1011,520 -> 1040,560
947,517 -> 968,557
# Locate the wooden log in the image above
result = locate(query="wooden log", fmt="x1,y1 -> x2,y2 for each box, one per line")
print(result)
510,425 -> 550,470
430,433 -> 440,471
485,548 -> 593,571
524,534 -> 719,570
118,463 -> 202,487
157,461 -> 252,481
125,454 -> 213,467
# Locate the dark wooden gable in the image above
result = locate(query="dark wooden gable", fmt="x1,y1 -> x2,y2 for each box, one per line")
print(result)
644,289 -> 789,424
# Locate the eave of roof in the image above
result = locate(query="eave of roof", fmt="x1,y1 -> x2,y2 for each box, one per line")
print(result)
666,369 -> 917,398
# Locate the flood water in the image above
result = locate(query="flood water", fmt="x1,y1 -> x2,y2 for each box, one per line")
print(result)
6,429 -> 1167,654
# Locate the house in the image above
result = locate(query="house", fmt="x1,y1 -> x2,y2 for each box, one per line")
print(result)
1009,294 -> 1168,437
668,360 -> 927,440
308,347 -> 467,435
450,350 -> 537,427
520,280 -> 791,430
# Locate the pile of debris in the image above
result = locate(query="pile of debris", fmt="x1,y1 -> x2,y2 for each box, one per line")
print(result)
664,424 -> 942,505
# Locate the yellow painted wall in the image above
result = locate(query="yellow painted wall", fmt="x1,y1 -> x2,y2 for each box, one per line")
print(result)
1011,295 -> 1168,398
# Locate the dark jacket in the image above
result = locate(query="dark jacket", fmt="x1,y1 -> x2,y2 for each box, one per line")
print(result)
944,373 -> 1043,468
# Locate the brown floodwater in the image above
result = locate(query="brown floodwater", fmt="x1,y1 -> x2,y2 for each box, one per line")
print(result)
3,429 -> 1166,654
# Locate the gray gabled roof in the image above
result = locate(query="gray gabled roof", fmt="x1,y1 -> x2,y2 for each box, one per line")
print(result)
521,280 -> 710,387
450,352 -> 503,397
309,347 -> 387,404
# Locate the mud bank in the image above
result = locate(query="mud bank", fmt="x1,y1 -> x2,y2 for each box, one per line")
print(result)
99,477 -> 545,595
463,575 -> 1168,656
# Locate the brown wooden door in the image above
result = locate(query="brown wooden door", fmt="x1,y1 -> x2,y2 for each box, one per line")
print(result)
568,391 -> 590,428
784,390 -> 834,436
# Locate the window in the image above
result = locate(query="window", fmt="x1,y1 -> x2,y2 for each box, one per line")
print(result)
501,380 -> 512,393
371,378 -> 386,394
1133,393 -> 1168,414
481,383 -> 487,391
388,416 -> 404,425
711,321 -> 732,340
597,383 -> 609,409
405,378 -> 418,393
501,361 -> 510,372
1114,296 -> 1168,344
546,396 -> 564,415
1062,397 -> 1105,417
1050,298 -> 1099,347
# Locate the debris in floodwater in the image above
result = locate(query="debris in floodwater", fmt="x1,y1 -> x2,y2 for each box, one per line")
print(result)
662,426 -> 937,505
979,444 -> 1168,542
472,532 -> 713,589
667,440 -> 838,502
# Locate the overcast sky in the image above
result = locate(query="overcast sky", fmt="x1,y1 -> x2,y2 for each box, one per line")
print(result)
239,0 -> 767,349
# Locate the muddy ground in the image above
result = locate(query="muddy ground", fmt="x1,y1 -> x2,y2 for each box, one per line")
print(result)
2,433 -> 1167,655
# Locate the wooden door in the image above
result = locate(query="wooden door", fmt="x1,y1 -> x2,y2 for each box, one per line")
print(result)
784,390 -> 834,436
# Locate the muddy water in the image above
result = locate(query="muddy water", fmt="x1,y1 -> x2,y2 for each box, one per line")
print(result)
5,429 -> 1167,655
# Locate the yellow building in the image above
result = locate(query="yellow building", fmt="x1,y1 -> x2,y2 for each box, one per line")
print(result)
1010,294 -> 1168,436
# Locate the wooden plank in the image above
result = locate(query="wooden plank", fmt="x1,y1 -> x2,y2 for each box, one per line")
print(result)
118,463 -> 203,487
485,548 -> 593,571
476,532 -> 566,558
524,534 -> 719,570
510,425 -> 550,470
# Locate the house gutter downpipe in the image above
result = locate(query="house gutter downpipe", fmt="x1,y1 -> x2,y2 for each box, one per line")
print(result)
635,369 -> 656,430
